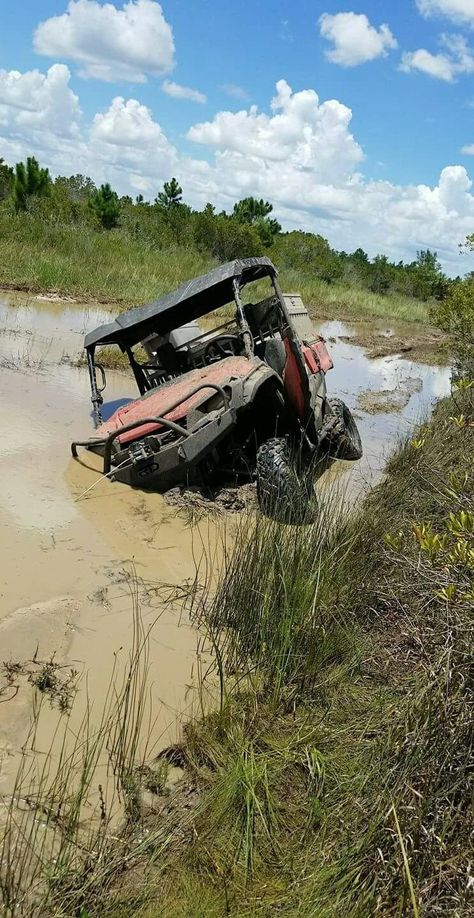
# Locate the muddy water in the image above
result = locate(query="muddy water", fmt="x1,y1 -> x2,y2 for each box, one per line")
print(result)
0,297 -> 219,796
0,297 -> 451,796
314,319 -> 451,496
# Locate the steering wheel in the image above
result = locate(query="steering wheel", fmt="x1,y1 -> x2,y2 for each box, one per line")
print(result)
203,334 -> 242,362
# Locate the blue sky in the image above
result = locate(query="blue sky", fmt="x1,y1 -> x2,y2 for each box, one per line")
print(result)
1,0 -> 474,273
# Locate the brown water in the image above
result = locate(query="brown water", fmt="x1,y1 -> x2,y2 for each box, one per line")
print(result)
0,297 -> 221,798
316,319 -> 451,495
0,296 -> 452,796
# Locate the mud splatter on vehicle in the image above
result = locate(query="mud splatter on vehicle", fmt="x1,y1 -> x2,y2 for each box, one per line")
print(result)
72,259 -> 362,522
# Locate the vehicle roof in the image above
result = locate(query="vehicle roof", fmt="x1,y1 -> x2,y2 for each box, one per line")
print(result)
85,256 -> 276,349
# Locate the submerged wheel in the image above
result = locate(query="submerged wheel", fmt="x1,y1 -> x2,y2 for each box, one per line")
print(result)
322,398 -> 363,461
256,437 -> 315,523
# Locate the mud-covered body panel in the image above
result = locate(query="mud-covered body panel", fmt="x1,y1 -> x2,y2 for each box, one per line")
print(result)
86,357 -> 282,491
96,356 -> 263,446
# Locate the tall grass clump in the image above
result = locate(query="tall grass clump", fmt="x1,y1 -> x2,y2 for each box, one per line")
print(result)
158,486 -> 375,909
202,485 -> 361,706
325,378 -> 474,916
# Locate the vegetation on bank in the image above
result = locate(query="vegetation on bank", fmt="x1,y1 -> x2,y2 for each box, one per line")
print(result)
0,209 -> 434,326
433,241 -> 474,372
149,381 -> 474,917
1,381 -> 472,917
0,156 -> 456,326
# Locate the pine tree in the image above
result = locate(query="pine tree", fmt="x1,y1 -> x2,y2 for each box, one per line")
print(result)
155,177 -> 183,209
0,158 -> 14,201
13,156 -> 51,212
89,183 -> 120,229
233,196 -> 281,246
233,197 -> 273,224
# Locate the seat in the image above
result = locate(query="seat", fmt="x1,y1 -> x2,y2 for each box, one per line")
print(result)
262,337 -> 286,377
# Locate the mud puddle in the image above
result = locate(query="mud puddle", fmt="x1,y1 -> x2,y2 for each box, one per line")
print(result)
0,298 -> 451,801
315,319 -> 451,496
336,317 -> 445,364
0,297 -> 219,801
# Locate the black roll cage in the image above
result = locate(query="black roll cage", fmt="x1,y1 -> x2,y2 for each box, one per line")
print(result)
85,262 -> 300,427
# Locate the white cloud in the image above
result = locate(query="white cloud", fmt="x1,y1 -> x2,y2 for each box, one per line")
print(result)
319,12 -> 397,67
221,84 -> 250,101
417,0 -> 474,25
401,33 -> 474,81
400,48 -> 456,80
34,0 -> 175,83
188,79 -> 364,183
461,143 -> 474,154
184,82 -> 474,273
1,72 -> 474,276
0,65 -> 85,182
437,163 -> 472,213
89,96 -> 177,180
0,64 -> 81,140
91,96 -> 170,148
442,32 -> 474,67
162,80 -> 206,103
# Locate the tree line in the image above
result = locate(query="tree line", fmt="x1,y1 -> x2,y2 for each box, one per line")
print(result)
0,154 -> 453,302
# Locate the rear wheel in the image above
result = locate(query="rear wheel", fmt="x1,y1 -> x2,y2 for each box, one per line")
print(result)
321,398 -> 362,461
256,437 -> 315,523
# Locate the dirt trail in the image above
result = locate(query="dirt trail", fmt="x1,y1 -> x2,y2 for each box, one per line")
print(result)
0,297 -> 451,795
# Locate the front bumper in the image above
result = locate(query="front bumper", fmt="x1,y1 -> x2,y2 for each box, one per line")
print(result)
94,407 -> 236,490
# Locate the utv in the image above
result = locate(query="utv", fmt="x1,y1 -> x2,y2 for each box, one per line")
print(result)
72,257 -> 361,519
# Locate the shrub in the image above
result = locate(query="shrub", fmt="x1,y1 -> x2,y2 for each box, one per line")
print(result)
89,183 -> 120,230
193,207 -> 263,261
432,275 -> 474,373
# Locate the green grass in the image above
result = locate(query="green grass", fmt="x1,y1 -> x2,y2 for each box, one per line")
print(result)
0,213 -> 214,305
74,344 -> 146,370
292,271 -> 431,324
0,212 -> 430,325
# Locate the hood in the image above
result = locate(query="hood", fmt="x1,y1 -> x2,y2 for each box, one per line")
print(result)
96,355 -> 262,445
